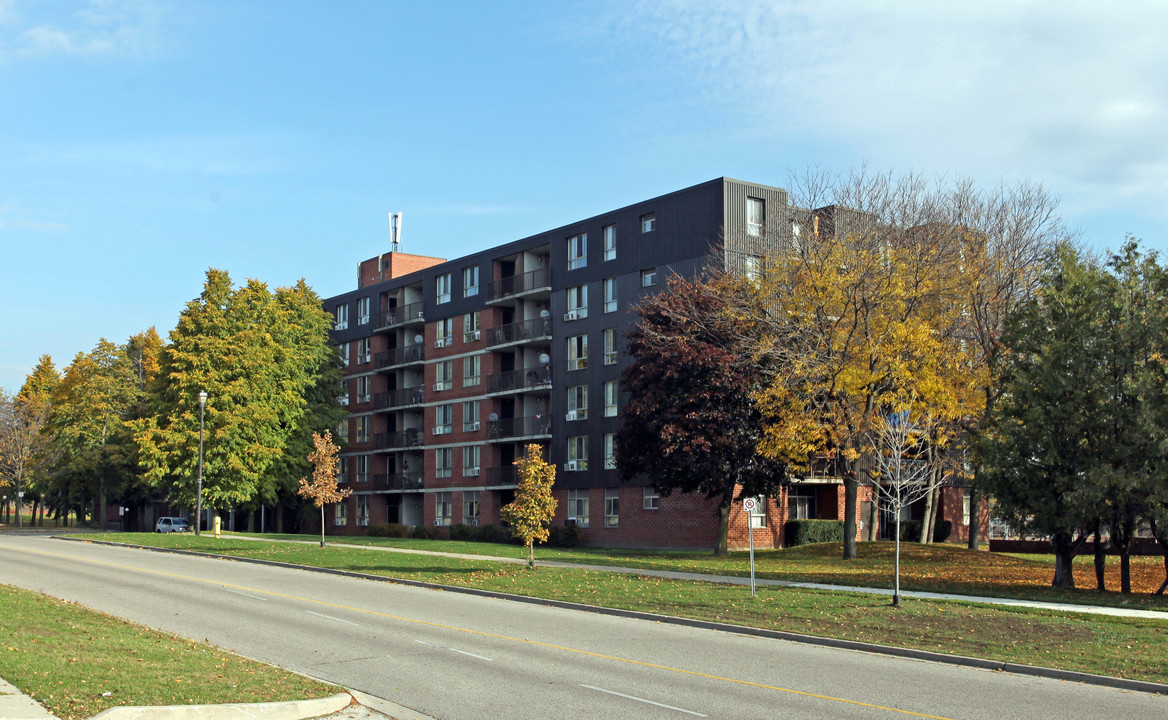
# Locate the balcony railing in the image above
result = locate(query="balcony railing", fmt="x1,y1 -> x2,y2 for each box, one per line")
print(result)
374,302 -> 425,329
487,317 -> 553,348
486,367 -> 552,394
375,344 -> 425,369
484,466 -> 519,487
487,415 -> 552,441
373,429 -> 425,450
372,387 -> 425,410
371,472 -> 424,491
487,268 -> 551,301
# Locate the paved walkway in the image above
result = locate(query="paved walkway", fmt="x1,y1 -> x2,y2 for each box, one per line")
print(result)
230,534 -> 1168,621
0,675 -> 58,719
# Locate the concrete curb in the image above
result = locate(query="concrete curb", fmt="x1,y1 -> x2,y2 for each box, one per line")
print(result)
59,536 -> 1168,697
88,692 -> 353,719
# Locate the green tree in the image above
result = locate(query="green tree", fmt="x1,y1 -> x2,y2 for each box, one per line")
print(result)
617,273 -> 786,555
297,431 -> 349,547
134,270 -> 341,516
501,444 -> 557,568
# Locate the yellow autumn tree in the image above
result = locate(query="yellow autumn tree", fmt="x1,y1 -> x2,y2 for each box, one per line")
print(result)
500,444 -> 557,568
297,431 -> 350,547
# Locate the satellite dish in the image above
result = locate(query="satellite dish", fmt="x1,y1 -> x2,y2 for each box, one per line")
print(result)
489,413 -> 499,422
414,334 -> 424,344
539,353 -> 550,365
540,309 -> 550,319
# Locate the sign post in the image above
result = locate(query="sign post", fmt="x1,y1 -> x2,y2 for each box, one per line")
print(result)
743,497 -> 757,597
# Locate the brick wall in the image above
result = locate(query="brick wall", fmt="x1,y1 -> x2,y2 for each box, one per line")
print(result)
359,252 -> 447,288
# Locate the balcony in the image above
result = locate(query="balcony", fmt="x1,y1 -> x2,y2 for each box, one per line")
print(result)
372,387 -> 425,410
374,345 -> 425,369
371,472 -> 424,491
487,317 -> 553,349
486,268 -> 551,303
486,367 -> 552,395
373,429 -> 425,451
487,415 -> 552,442
484,466 -> 519,487
373,302 -> 425,330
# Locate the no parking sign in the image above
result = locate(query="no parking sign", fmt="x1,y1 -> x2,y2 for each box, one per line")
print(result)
742,497 -> 756,595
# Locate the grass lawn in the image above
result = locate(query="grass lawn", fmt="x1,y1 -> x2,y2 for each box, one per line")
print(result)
67,532 -> 1168,686
0,584 -> 340,720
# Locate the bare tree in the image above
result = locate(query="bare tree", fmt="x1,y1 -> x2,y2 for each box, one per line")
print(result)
0,390 -> 52,528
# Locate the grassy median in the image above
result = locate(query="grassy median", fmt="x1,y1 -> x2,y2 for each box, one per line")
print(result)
59,532 -> 1168,686
0,584 -> 340,720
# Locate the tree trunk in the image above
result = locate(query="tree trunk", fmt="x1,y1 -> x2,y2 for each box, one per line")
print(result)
1152,518 -> 1168,595
967,485 -> 981,550
843,475 -> 858,560
1112,513 -> 1135,595
1051,530 -> 1082,588
1092,520 -> 1106,592
865,499 -> 879,541
713,499 -> 730,556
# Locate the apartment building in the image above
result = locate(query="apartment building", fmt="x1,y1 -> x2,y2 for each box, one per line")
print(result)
323,177 -> 979,549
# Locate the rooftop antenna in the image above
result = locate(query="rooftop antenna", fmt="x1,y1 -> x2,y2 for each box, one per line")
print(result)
388,212 -> 403,253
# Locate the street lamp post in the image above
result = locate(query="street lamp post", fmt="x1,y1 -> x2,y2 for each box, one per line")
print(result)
196,390 -> 207,536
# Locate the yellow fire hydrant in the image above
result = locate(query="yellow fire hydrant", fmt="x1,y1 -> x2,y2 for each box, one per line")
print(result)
213,515 -> 221,538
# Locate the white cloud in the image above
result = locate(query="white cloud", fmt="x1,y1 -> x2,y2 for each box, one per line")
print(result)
0,198 -> 69,232
3,0 -> 164,59
611,0 -> 1168,227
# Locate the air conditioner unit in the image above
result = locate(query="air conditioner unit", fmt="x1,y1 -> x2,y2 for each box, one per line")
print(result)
416,311 -> 425,319
465,467 -> 481,477
467,421 -> 480,432
432,426 -> 450,435
357,518 -> 369,527
563,311 -> 579,321
605,457 -> 617,470
470,330 -> 481,340
435,338 -> 452,348
565,410 -> 579,421
433,382 -> 450,391
564,461 -> 580,471
434,518 -> 444,526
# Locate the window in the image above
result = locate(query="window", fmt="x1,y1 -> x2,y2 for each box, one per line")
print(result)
436,273 -> 452,304
604,381 -> 618,417
463,354 -> 481,387
463,400 -> 480,432
747,197 -> 765,237
334,501 -> 348,526
568,233 -> 587,270
962,489 -> 971,526
463,311 -> 481,342
435,449 -> 453,479
334,303 -> 349,330
566,284 -> 588,319
357,338 -> 371,364
462,445 -> 480,477
356,416 -> 369,443
567,489 -> 589,528
434,404 -> 453,435
641,268 -> 657,287
356,376 -> 371,404
602,278 -> 618,313
339,380 -> 349,406
339,343 -> 350,366
434,360 -> 453,391
567,334 -> 588,371
641,212 -> 655,233
604,328 -> 618,365
435,491 -> 452,524
356,496 -> 370,527
642,486 -> 659,510
567,385 -> 588,420
605,433 -> 616,470
462,266 -> 479,298
744,254 -> 762,281
463,490 -> 480,525
749,496 -> 767,528
789,486 -> 817,520
357,297 -> 371,325
605,488 -> 619,527
356,455 -> 370,483
566,436 -> 588,471
603,224 -> 616,261
435,318 -> 453,348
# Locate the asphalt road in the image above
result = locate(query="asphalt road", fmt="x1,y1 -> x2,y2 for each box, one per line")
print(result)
0,534 -> 1163,719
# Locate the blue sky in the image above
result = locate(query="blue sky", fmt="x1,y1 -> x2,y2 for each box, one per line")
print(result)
3,1 -> 1167,392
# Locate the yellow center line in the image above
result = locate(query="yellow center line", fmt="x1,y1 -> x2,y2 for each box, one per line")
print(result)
15,543 -> 959,720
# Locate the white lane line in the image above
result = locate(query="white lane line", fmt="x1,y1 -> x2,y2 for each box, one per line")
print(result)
225,589 -> 267,601
414,639 -> 493,661
581,684 -> 707,717
306,610 -> 358,626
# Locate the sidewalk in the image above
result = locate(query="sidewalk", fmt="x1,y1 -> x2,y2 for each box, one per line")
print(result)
0,675 -> 58,719
229,534 -> 1168,621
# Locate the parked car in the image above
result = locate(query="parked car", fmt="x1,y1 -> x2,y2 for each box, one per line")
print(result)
155,517 -> 190,533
